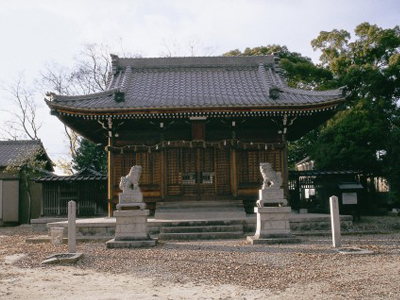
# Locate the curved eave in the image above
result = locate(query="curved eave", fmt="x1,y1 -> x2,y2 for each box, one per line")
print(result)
46,97 -> 345,118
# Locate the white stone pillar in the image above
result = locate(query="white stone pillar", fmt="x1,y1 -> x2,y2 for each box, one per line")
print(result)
330,196 -> 341,248
68,200 -> 76,253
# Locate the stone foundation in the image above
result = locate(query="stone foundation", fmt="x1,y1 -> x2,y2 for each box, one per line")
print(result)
247,206 -> 301,244
254,207 -> 291,238
106,209 -> 157,248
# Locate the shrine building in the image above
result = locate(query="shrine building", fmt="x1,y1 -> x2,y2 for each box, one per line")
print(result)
45,55 -> 344,216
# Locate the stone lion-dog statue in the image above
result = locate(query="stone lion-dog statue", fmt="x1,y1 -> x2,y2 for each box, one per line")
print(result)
260,162 -> 282,189
119,165 -> 142,194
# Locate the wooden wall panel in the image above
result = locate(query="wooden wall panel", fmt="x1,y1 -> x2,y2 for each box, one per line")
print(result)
216,148 -> 231,195
237,149 -> 283,187
166,148 -> 182,196
113,152 -> 161,200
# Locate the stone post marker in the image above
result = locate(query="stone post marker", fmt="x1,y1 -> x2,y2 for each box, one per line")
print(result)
68,200 -> 76,253
330,196 -> 342,248
247,163 -> 300,244
106,166 -> 156,248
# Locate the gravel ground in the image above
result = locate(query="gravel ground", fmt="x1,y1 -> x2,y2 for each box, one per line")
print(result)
1,217 -> 400,299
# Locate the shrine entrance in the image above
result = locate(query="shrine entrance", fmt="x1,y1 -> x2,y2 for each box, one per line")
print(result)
165,147 -> 231,199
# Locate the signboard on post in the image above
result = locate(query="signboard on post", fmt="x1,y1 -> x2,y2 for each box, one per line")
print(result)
342,192 -> 357,205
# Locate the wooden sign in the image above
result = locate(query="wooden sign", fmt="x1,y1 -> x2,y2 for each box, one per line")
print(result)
342,192 -> 357,205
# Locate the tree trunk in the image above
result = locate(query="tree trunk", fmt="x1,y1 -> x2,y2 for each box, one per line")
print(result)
24,177 -> 32,224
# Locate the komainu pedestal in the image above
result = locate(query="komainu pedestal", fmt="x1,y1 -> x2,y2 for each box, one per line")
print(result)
106,166 -> 157,248
247,163 -> 300,245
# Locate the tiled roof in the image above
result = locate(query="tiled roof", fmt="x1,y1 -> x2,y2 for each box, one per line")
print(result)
0,140 -> 44,167
289,170 -> 361,176
46,55 -> 344,113
35,168 -> 107,182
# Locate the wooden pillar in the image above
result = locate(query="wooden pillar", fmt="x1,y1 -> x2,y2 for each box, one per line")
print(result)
57,185 -> 61,216
196,148 -> 201,196
107,136 -> 115,217
282,114 -> 289,199
160,149 -> 166,199
230,121 -> 237,197
160,122 -> 166,199
214,148 -> 218,196
230,148 -> 238,197
282,137 -> 289,199
107,117 -> 115,217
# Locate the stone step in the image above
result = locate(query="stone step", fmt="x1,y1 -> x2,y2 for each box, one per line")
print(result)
155,200 -> 246,220
156,212 -> 246,220
159,231 -> 244,240
159,219 -> 245,240
157,200 -> 244,208
160,219 -> 244,227
160,224 -> 243,233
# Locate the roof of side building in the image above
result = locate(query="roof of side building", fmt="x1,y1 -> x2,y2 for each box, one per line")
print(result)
0,140 -> 53,171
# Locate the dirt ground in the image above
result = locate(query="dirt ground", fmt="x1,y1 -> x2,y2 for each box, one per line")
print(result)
1,217 -> 400,300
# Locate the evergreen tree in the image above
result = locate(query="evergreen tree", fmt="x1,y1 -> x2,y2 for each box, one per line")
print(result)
310,23 -> 400,198
224,23 -> 400,200
72,138 -> 107,174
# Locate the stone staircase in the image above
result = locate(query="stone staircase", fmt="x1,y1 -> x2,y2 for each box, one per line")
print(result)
154,200 -> 247,220
159,220 -> 245,240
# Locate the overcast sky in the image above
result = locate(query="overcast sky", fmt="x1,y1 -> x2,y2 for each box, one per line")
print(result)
0,0 -> 399,173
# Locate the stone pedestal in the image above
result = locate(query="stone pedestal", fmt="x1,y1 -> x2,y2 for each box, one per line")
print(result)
256,188 -> 287,207
119,191 -> 143,203
247,206 -> 300,244
254,206 -> 291,237
107,165 -> 156,248
106,210 -> 156,248
248,185 -> 301,244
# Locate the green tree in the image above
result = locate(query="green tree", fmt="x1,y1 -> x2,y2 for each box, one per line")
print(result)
224,45 -> 334,90
311,100 -> 389,175
383,121 -> 400,203
310,23 -> 400,198
224,26 -> 400,202
72,138 -> 107,174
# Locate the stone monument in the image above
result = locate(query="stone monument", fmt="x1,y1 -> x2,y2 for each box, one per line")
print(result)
106,166 -> 157,248
247,163 -> 300,244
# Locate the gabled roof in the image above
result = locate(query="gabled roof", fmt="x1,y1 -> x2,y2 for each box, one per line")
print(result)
35,168 -> 107,182
338,182 -> 364,190
289,170 -> 361,176
45,55 -> 344,116
0,140 -> 53,171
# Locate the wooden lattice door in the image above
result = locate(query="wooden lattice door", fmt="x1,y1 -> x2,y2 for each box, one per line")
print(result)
166,148 -> 216,198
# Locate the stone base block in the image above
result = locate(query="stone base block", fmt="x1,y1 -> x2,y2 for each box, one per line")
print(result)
116,203 -> 146,210
254,206 -> 291,238
119,191 -> 143,203
259,188 -> 284,200
247,235 -> 301,245
114,210 -> 150,241
256,199 -> 288,207
106,238 -> 157,249
257,189 -> 287,206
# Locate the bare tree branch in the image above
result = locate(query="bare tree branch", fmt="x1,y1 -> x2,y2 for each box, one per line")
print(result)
160,37 -> 216,57
40,43 -> 113,166
1,74 -> 41,140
